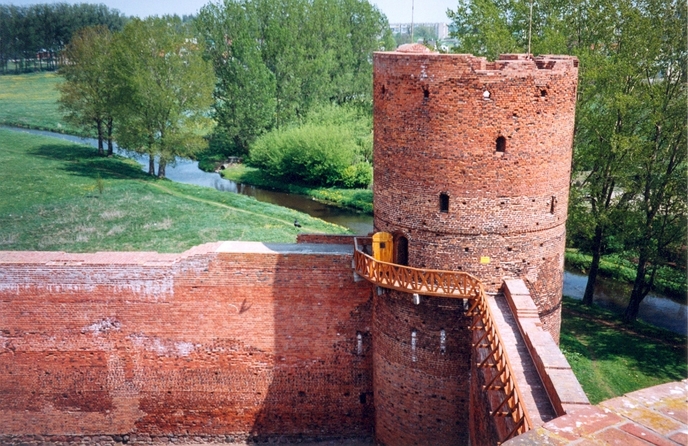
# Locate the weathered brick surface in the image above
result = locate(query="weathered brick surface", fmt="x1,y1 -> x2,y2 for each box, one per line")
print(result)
372,289 -> 469,445
373,51 -> 578,345
0,243 -> 373,441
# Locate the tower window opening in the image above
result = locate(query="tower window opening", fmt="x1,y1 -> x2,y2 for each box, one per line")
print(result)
540,89 -> 547,97
550,196 -> 556,214
356,332 -> 363,355
411,330 -> 417,362
423,86 -> 429,99
496,136 -> 506,153
440,329 -> 446,354
439,193 -> 449,213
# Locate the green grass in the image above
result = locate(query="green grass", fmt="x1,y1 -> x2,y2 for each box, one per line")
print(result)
220,164 -> 373,214
560,297 -> 687,404
565,248 -> 687,298
0,129 -> 348,252
0,72 -> 80,133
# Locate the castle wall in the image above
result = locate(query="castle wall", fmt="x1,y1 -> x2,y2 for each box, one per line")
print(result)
372,290 -> 470,445
0,242 -> 373,443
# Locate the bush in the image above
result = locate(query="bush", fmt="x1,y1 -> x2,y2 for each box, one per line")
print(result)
248,104 -> 374,188
341,162 -> 372,188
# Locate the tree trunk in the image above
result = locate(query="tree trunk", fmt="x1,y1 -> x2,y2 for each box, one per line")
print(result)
157,158 -> 166,178
582,225 -> 604,306
624,251 -> 649,323
106,117 -> 114,157
96,119 -> 104,156
148,154 -> 155,176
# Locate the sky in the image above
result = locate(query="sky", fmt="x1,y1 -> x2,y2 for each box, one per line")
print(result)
5,0 -> 457,24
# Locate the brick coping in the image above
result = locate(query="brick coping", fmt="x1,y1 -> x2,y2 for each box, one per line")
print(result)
0,239 -> 354,265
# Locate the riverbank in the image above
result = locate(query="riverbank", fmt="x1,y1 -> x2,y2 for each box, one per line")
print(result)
565,248 -> 687,299
0,129 -> 347,252
219,164 -> 373,214
560,297 -> 687,404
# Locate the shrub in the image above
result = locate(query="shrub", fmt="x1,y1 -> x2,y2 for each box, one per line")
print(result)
249,104 -> 374,188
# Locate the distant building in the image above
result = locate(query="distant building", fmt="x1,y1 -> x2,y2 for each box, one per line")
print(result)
389,22 -> 449,40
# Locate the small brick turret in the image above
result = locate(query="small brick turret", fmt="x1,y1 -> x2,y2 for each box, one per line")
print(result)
371,47 -> 578,445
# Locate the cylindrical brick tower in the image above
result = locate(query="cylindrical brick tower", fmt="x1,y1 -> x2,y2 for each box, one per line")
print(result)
371,45 -> 578,445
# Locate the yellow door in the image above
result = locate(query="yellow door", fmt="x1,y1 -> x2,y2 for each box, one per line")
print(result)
372,232 -> 394,263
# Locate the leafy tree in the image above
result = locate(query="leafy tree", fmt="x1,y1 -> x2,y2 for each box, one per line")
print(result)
196,0 -> 276,157
112,17 -> 215,178
196,0 -> 393,160
621,0 -> 686,322
58,25 -> 117,156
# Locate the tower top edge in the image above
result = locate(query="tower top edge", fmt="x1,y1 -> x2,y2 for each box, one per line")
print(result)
374,51 -> 579,71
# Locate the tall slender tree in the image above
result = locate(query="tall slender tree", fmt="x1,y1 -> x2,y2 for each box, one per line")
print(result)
112,16 -> 215,178
58,25 -> 117,156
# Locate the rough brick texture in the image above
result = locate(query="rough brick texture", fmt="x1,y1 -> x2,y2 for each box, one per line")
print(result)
0,243 -> 373,442
371,49 -> 578,444
372,51 -> 578,343
372,289 -> 469,445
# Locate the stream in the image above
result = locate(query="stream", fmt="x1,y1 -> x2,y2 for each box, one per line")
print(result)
4,126 -> 686,335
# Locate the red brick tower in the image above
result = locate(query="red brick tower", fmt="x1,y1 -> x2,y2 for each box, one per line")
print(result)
371,45 -> 578,445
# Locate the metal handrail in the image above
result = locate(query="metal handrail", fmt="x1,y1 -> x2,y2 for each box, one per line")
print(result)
353,236 -> 532,441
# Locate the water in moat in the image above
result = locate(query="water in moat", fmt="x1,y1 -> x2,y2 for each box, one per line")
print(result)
5,126 -> 686,334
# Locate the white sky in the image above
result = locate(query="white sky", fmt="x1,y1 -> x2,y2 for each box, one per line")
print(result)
4,0 -> 457,24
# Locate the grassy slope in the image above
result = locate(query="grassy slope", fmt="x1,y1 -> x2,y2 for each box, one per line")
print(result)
0,129 -> 347,252
0,72 -> 77,133
560,297 -> 687,404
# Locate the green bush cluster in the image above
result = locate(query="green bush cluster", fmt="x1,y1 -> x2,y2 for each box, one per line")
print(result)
248,104 -> 373,188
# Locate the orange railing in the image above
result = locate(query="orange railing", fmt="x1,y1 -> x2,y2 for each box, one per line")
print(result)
353,237 -> 483,298
353,236 -> 532,442
467,289 -> 533,441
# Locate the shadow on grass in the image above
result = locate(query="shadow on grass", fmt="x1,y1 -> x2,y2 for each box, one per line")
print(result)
562,298 -> 687,381
30,143 -> 151,181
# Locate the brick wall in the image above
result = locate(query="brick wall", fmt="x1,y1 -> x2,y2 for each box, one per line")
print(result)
0,242 -> 373,443
372,289 -> 470,445
372,50 -> 578,343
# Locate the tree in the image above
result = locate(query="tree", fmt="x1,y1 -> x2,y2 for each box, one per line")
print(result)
0,3 -> 126,74
58,25 -> 117,156
621,0 -> 686,322
195,0 -> 393,158
112,17 -> 215,178
196,0 -> 276,156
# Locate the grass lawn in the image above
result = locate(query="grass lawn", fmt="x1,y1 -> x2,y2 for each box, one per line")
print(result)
560,297 -> 687,404
220,164 -> 373,214
0,72 -> 77,133
0,129 -> 348,252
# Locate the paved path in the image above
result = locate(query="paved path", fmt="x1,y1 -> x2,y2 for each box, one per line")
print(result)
504,379 -> 688,445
